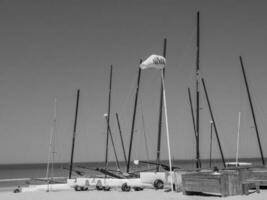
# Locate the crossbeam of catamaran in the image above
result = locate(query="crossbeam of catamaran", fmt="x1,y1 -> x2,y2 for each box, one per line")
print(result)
65,165 -> 125,179
134,160 -> 180,171
63,166 -> 85,176
76,165 -> 138,179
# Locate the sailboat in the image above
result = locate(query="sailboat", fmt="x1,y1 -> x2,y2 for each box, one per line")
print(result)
18,97 -> 76,193
69,66 -> 146,191
45,98 -> 57,191
71,53 -> 179,191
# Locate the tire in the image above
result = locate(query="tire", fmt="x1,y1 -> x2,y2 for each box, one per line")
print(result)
153,179 -> 164,190
133,186 -> 144,191
121,183 -> 131,192
13,188 -> 21,193
96,180 -> 103,191
74,185 -> 82,191
81,186 -> 89,191
103,186 -> 111,191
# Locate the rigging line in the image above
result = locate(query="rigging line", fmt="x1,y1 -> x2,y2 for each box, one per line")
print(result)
177,27 -> 196,87
104,115 -> 121,171
139,71 -> 161,162
185,53 -> 198,93
119,72 -> 141,138
51,107 -> 56,180
139,92 -> 150,162
140,70 -> 162,129
248,78 -> 267,124
248,82 -> 267,140
148,71 -> 162,122
120,72 -> 139,112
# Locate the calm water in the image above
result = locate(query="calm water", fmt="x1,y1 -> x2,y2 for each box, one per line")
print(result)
0,158 -> 264,189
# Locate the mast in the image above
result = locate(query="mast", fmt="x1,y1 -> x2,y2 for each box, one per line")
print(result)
127,61 -> 142,173
116,113 -> 128,166
104,114 -> 120,170
239,56 -> 265,165
156,38 -> 167,172
69,89 -> 80,179
188,88 -> 197,139
209,121 -> 213,168
201,78 -> 225,168
195,11 -> 201,168
105,65 -> 113,170
46,98 -> 57,191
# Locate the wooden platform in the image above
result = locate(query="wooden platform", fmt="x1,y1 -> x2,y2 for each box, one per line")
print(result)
181,170 -> 243,197
181,166 -> 267,196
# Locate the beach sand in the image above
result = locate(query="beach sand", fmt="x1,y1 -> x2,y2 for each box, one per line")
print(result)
0,189 -> 266,200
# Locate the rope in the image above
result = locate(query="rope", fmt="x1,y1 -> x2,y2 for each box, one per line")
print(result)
139,93 -> 150,161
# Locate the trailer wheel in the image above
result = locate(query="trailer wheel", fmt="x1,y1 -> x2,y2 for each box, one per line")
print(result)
103,186 -> 111,191
121,183 -> 131,192
13,188 -> 21,193
96,180 -> 103,191
74,185 -> 82,191
153,179 -> 164,190
133,186 -> 144,191
82,187 -> 88,191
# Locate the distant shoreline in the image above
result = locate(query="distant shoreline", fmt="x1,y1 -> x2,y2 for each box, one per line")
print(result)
0,157 -> 263,168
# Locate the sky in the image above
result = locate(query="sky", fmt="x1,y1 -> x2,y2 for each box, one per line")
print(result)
0,0 -> 267,164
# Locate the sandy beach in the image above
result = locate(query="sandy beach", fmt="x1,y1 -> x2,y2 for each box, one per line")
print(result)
0,189 -> 266,200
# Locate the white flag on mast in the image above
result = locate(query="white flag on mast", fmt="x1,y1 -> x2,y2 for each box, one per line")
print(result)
140,54 -> 166,70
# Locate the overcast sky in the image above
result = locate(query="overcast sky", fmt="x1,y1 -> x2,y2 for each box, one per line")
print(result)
0,0 -> 267,164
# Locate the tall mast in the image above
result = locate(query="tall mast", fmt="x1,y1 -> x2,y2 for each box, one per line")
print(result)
105,65 -> 113,170
201,78 -> 225,168
46,98 -> 57,191
69,89 -> 80,179
195,11 -> 201,168
116,113 -> 128,166
127,61 -> 142,173
156,38 -> 167,172
239,56 -> 265,165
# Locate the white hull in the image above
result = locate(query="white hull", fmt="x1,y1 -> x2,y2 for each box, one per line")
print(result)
226,162 -> 252,167
21,183 -> 72,192
68,177 -> 152,188
70,171 -> 181,189
19,171 -> 183,192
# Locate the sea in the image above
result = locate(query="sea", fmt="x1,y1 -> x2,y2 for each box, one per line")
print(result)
0,158 -> 264,191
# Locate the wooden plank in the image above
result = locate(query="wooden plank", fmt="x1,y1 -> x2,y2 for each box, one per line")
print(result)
182,170 -> 245,196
